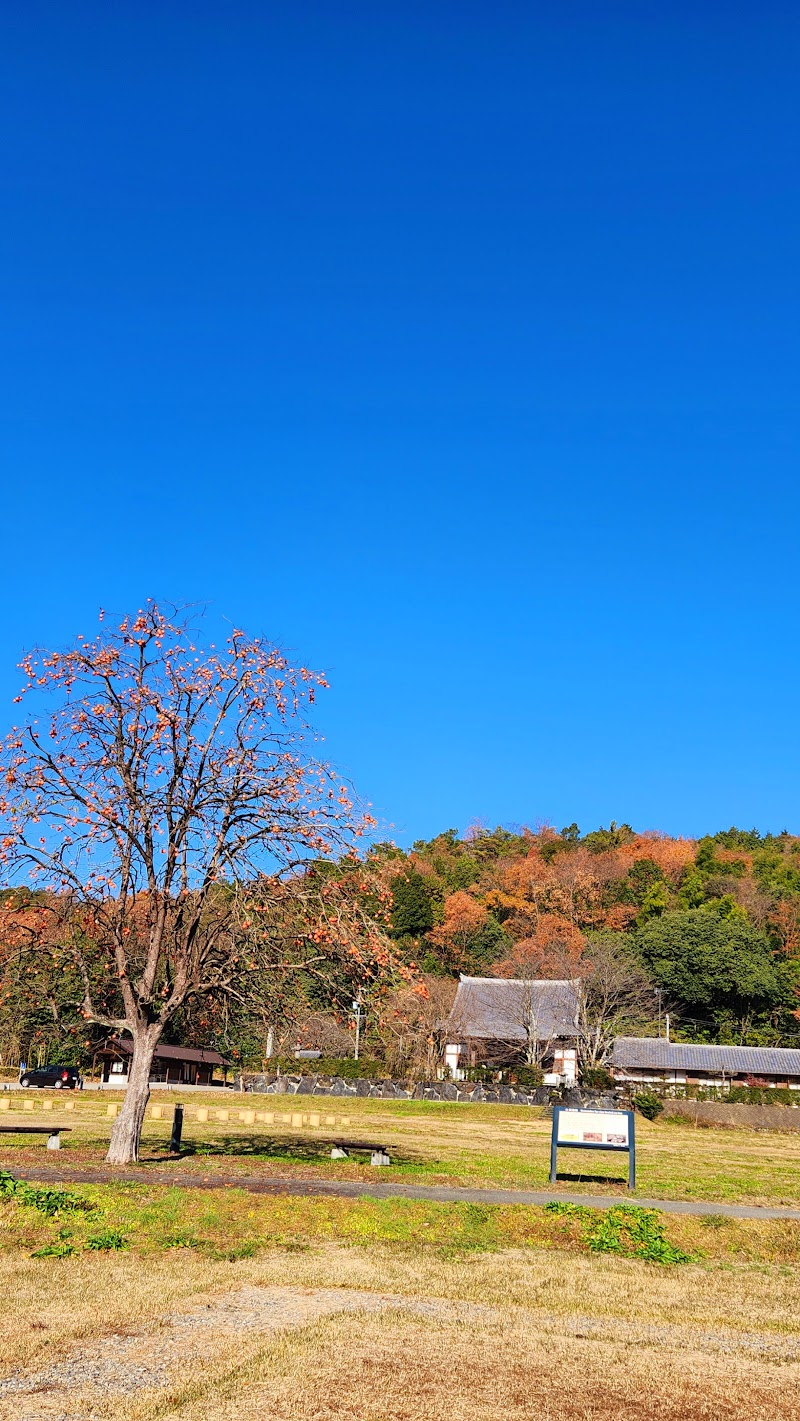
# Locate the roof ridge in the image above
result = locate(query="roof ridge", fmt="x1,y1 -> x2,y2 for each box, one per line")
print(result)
615,1036 -> 800,1053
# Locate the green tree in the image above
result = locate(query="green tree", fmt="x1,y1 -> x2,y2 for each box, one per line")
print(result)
636,880 -> 669,925
581,822 -> 634,854
636,911 -> 789,1032
390,871 -> 434,938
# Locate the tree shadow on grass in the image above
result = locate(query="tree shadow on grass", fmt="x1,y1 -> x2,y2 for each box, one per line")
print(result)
146,1134 -> 414,1167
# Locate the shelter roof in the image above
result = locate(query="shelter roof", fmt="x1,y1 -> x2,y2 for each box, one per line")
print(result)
98,1039 -> 229,1067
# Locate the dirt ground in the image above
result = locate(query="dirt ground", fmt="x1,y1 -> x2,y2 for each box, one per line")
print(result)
1,1243 -> 798,1421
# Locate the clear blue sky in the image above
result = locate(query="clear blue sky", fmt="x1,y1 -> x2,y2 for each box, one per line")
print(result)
2,2 -> 798,844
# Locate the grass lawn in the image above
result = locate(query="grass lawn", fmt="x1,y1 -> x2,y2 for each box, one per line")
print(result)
2,1088 -> 800,1206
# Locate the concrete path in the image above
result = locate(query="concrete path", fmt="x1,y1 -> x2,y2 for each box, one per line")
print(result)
10,1166 -> 800,1220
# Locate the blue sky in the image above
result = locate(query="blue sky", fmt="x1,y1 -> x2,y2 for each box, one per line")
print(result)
2,2 -> 799,844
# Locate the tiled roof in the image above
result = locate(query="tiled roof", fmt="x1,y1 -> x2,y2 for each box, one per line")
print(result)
448,977 -> 580,1042
612,1037 -> 800,1076
99,1040 -> 229,1066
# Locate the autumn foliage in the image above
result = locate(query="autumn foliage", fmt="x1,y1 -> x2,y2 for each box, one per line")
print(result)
0,604 -> 400,1161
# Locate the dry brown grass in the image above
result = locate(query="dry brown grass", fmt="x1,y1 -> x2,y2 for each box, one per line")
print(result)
1,1244 -> 799,1420
153,1309 -> 800,1421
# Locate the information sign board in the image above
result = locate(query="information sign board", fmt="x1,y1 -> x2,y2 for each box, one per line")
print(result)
550,1105 -> 636,1188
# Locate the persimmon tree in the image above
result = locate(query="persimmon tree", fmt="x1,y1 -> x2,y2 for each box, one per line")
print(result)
0,603 -> 390,1164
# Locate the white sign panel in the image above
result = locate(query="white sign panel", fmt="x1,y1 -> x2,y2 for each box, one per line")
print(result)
556,1109 -> 630,1148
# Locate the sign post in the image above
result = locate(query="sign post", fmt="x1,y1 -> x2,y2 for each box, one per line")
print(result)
550,1106 -> 636,1189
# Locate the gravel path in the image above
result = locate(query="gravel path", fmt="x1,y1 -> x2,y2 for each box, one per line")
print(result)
3,1282 -> 799,1421
9,1166 -> 800,1220
0,1286 -> 492,1419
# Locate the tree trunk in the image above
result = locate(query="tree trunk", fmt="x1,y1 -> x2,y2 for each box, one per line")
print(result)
106,1027 -> 161,1165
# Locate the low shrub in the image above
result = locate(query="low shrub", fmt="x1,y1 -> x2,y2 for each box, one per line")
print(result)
462,1066 -> 499,1084
634,1090 -> 664,1121
725,1085 -> 797,1106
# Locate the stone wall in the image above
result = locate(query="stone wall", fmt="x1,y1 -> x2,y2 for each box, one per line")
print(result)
237,1071 -> 618,1108
239,1071 -> 560,1106
237,1074 -> 800,1127
662,1099 -> 800,1132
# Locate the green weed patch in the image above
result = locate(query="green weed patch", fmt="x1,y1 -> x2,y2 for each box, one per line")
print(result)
544,1201 -> 692,1264
84,1228 -> 128,1251
0,1170 -> 97,1218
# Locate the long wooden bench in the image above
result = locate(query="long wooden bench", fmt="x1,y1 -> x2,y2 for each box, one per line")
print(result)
0,1125 -> 71,1151
318,1138 -> 392,1166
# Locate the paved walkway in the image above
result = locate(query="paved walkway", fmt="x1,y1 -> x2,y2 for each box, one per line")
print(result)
10,1166 -> 800,1220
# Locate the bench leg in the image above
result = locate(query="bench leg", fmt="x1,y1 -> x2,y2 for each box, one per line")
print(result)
330,1147 -> 349,1160
371,1151 -> 390,1167
47,1133 -> 61,1151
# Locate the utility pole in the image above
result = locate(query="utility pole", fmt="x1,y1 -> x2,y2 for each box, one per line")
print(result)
353,1000 -> 363,1061
665,1013 -> 671,1043
656,989 -> 663,1037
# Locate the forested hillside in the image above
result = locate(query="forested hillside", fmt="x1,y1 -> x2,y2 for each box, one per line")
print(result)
2,822 -> 799,1073
382,823 -> 800,1046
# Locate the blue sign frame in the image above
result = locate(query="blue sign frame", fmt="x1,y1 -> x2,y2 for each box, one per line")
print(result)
550,1105 -> 636,1189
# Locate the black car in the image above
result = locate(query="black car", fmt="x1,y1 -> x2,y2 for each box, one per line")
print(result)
19,1065 -> 81,1090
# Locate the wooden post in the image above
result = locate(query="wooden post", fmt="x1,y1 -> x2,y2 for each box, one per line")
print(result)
169,1104 -> 184,1154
